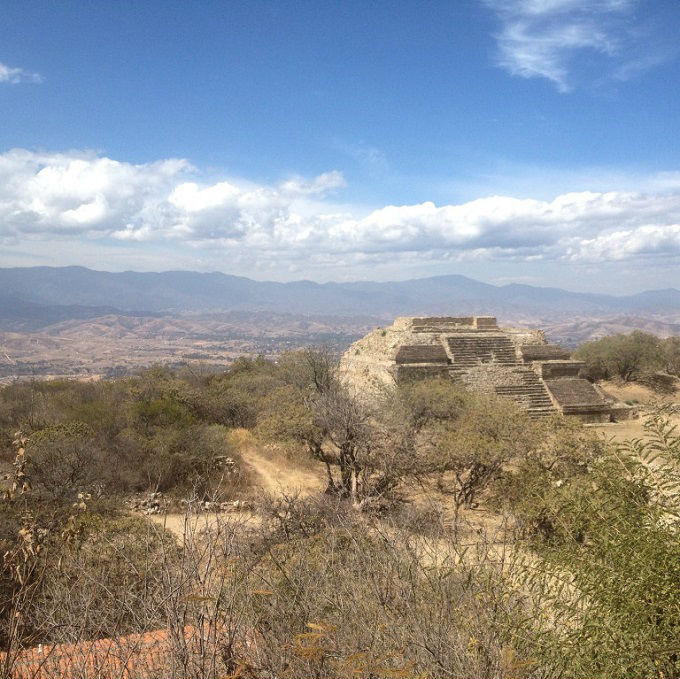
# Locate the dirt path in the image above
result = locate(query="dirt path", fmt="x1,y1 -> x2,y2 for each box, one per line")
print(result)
149,511 -> 244,538
146,440 -> 326,539
239,445 -> 325,497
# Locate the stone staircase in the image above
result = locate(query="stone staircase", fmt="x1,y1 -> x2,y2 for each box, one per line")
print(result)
394,332 -> 559,418
444,334 -> 557,417
446,335 -> 518,368
494,369 -> 557,417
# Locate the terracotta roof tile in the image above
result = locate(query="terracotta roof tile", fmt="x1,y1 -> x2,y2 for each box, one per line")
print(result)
0,625 -> 221,679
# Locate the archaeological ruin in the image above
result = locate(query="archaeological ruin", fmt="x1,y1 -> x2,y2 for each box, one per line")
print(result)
340,316 -> 631,421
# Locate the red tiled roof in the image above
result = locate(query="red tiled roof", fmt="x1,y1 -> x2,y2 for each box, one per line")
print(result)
1,626 -> 222,679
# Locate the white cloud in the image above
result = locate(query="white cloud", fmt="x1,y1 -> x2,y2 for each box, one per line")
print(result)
482,0 -> 639,91
567,224 -> 680,261
2,149 -> 680,277
0,61 -> 42,84
0,149 -> 188,237
279,171 -> 346,196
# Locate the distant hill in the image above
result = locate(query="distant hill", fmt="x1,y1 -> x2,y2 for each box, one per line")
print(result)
2,265 -> 680,320
541,315 -> 680,346
0,295 -> 147,331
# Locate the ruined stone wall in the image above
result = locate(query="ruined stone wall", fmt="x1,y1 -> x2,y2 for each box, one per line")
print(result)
505,328 -> 546,347
566,410 -> 612,423
339,324 -> 417,396
339,316 -> 546,400
339,315 -> 630,422
457,364 -> 526,393
537,361 -> 583,379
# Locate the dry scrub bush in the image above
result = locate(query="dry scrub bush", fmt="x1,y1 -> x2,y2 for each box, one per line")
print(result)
0,354 -> 338,502
0,515 -> 48,679
240,497 -> 534,679
10,452 -> 678,679
34,515 -> 177,644
0,369 -> 256,500
5,362 -> 680,677
496,416 -> 607,541
2,502 -> 256,678
138,423 -> 248,499
24,423 -> 102,500
385,379 -> 543,511
255,368 -> 395,507
257,373 -> 541,512
3,483 -> 537,679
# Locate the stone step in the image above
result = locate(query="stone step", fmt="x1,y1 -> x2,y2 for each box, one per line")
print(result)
453,360 -> 519,364
451,351 -> 516,355
453,349 -> 517,353
452,358 -> 519,364
454,358 -> 518,361
496,388 -> 550,394
495,384 -> 554,407
448,338 -> 517,355
498,389 -> 551,397
503,399 -> 553,405
446,360 -> 558,418
503,398 -> 553,405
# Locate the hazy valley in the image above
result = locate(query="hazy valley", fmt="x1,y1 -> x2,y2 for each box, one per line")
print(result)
0,311 -> 377,384
2,266 -> 680,382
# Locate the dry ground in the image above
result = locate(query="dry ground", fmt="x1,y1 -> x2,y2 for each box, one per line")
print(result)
148,510 -> 259,537
226,428 -> 325,497
598,380 -> 672,405
592,379 -> 680,442
238,444 -> 325,497
150,430 -> 326,538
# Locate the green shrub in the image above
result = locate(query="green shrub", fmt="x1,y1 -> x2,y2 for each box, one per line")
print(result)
504,410 -> 680,677
575,331 -> 667,382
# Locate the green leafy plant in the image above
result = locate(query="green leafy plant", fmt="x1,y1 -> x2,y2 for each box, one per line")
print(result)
505,409 -> 680,677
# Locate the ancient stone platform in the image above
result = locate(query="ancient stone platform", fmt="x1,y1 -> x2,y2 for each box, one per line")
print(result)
340,316 -> 628,421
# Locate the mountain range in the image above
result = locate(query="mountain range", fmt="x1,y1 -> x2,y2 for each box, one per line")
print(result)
2,266 -> 680,323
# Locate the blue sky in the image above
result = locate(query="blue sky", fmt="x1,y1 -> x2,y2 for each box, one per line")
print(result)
1,0 -> 680,293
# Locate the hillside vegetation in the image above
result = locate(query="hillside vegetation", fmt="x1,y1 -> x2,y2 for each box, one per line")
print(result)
1,348 -> 680,678
576,330 -> 680,388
